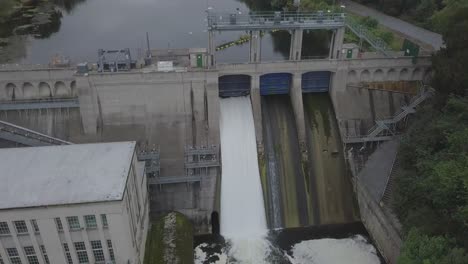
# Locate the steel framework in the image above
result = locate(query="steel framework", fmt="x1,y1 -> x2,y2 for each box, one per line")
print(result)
0,98 -> 79,111
207,11 -> 346,31
0,120 -> 72,146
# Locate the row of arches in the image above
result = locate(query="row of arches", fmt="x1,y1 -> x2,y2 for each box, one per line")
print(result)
348,67 -> 431,83
2,81 -> 77,101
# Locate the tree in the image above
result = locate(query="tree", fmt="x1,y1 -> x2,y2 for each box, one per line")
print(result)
431,4 -> 468,97
398,228 -> 468,264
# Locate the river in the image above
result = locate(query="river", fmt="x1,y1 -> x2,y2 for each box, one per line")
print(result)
0,0 -> 332,64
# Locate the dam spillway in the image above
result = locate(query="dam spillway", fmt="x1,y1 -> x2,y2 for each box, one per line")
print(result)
261,94 -> 306,228
260,92 -> 359,229
303,93 -> 359,225
219,96 -> 271,263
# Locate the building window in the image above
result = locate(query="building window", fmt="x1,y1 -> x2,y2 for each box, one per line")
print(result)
91,241 -> 105,263
84,215 -> 97,229
55,217 -> 64,232
0,253 -> 5,264
30,220 -> 39,233
66,216 -> 81,230
74,242 -> 89,264
63,243 -> 73,264
100,214 -> 108,228
24,246 -> 39,264
39,245 -> 49,264
0,222 -> 10,235
14,221 -> 28,234
6,248 -> 22,264
107,240 -> 115,261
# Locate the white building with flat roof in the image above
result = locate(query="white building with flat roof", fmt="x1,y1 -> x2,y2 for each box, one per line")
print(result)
0,142 -> 149,264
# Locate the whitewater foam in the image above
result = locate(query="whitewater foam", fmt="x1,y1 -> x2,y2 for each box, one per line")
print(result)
219,97 -> 269,263
287,235 -> 381,264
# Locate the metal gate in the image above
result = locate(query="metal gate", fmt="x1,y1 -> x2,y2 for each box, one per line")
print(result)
218,75 -> 251,97
260,73 -> 292,95
302,71 -> 331,93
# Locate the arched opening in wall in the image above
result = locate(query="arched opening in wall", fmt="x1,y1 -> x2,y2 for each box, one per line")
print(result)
360,70 -> 371,82
218,75 -> 251,98
260,73 -> 292,95
348,70 -> 358,83
38,82 -> 52,98
387,68 -> 397,81
70,80 -> 77,96
5,83 -> 16,100
412,68 -> 422,80
373,69 -> 384,81
400,68 -> 410,81
423,69 -> 433,84
211,211 -> 220,235
54,81 -> 69,97
22,82 -> 35,99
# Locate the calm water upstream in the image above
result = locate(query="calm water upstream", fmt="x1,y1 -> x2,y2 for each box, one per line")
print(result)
5,0 -> 297,64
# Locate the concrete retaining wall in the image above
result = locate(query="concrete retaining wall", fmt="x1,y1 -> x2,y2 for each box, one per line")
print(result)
347,142 -> 403,264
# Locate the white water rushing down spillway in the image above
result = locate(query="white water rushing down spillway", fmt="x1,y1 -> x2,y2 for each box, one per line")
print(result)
219,97 -> 270,263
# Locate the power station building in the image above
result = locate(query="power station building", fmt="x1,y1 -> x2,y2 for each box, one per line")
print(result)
0,142 -> 149,264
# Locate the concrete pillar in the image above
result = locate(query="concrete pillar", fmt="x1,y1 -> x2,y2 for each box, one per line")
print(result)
329,31 -> 336,59
250,74 -> 263,150
290,73 -> 307,161
208,31 -> 215,67
76,76 -> 99,135
289,29 -> 303,61
331,27 -> 345,59
249,31 -> 262,63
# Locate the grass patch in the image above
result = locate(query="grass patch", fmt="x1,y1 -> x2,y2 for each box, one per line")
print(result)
144,212 -> 194,264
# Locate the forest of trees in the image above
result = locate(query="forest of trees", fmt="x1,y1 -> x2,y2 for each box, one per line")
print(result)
393,1 -> 468,263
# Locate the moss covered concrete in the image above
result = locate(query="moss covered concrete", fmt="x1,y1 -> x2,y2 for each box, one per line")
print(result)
144,212 -> 194,264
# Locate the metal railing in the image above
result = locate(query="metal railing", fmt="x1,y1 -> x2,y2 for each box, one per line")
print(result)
344,84 -> 432,143
207,11 -> 346,30
345,17 -> 390,56
0,120 -> 72,146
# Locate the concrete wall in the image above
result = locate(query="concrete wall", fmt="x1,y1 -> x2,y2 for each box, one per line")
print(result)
347,142 -> 403,264
0,153 -> 148,264
0,201 -> 139,264
77,70 -> 220,233
330,57 -> 431,136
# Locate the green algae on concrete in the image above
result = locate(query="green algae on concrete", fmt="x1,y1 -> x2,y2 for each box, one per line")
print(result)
144,212 -> 194,264
303,93 -> 360,225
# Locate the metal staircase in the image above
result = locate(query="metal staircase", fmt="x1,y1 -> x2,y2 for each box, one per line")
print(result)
380,155 -> 401,206
345,18 -> 391,57
0,120 -> 72,146
344,85 -> 432,143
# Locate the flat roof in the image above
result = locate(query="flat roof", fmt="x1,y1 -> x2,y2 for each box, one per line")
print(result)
0,142 -> 136,210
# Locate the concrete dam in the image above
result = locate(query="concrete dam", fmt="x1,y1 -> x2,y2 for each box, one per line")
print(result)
0,11 -> 434,263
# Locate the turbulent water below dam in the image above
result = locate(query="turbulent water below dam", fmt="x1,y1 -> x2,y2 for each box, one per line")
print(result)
194,96 -> 381,264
